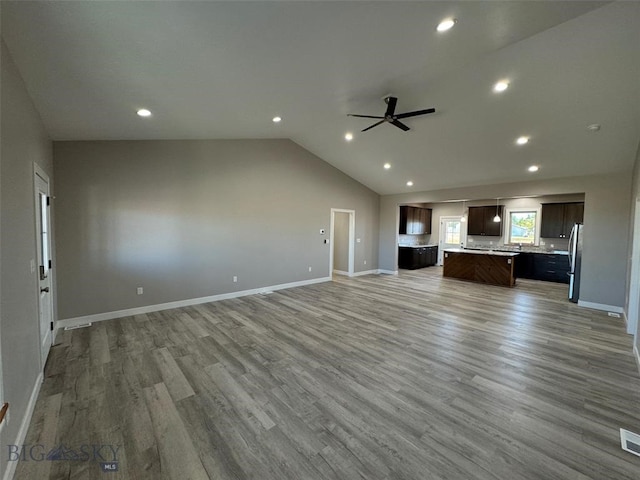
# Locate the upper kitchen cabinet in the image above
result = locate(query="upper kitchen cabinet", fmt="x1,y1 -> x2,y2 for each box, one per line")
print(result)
467,206 -> 503,236
540,202 -> 584,238
399,206 -> 432,235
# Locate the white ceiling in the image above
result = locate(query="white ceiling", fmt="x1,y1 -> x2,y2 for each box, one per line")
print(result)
2,1 -> 639,195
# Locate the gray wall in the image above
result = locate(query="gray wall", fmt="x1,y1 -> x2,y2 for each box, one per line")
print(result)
379,173 -> 631,308
0,39 -> 54,477
333,212 -> 349,272
53,139 -> 380,319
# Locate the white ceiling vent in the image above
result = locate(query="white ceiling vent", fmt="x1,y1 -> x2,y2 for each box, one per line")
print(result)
620,429 -> 640,457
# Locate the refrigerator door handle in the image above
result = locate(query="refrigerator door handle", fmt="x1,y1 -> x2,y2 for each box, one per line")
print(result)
568,224 -> 576,272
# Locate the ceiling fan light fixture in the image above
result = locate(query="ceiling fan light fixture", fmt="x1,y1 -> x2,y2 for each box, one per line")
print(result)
528,165 -> 539,172
406,181 -> 414,187
437,18 -> 457,32
272,116 -> 282,123
136,108 -> 152,117
516,136 -> 529,145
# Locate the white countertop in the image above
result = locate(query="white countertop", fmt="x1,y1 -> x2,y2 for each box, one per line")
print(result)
444,248 -> 519,257
398,244 -> 438,248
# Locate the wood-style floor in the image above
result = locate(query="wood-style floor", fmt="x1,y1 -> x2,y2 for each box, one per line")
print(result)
16,268 -> 640,479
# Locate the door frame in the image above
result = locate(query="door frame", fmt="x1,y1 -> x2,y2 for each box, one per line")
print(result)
438,216 -> 466,265
627,198 -> 640,336
329,208 -> 355,277
33,162 -> 54,370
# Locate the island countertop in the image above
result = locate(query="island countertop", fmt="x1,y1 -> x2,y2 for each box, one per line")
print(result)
443,248 -> 519,257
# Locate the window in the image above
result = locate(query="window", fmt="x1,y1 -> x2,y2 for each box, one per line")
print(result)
508,210 -> 538,244
444,220 -> 461,244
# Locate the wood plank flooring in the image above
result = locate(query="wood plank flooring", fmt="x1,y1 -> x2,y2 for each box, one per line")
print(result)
15,268 -> 640,479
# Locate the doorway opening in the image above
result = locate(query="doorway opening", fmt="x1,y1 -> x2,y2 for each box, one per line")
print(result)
329,209 -> 355,277
438,216 -> 465,265
627,198 -> 640,336
34,163 -> 53,369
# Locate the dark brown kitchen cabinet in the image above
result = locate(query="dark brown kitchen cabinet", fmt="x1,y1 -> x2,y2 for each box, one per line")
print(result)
514,252 -> 569,284
399,206 -> 432,235
540,202 -> 584,238
398,246 -> 438,269
467,206 -> 504,236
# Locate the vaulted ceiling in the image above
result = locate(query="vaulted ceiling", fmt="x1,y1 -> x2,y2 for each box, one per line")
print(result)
2,1 -> 639,194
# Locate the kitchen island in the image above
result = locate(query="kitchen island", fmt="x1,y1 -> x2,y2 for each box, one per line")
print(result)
443,248 -> 519,287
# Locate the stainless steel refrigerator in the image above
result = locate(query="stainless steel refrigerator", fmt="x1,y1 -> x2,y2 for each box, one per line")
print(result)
568,223 -> 583,303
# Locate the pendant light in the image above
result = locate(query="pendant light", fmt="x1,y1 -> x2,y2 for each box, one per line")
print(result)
493,198 -> 501,223
460,200 -> 467,222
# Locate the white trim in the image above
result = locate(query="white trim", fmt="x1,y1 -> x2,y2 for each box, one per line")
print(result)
378,269 -> 398,275
2,372 -> 44,480
502,206 -> 542,246
577,300 -> 625,314
57,276 -> 331,329
439,215 -> 466,265
333,270 -> 349,276
626,198 -> 640,335
351,269 -> 378,277
33,162 -> 54,371
329,208 -> 356,278
633,344 -> 640,374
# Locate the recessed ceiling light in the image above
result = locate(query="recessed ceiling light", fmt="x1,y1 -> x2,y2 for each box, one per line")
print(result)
436,18 -> 456,32
493,81 -> 509,93
406,181 -> 414,187
136,108 -> 152,117
272,116 -> 282,123
528,165 -> 539,172
516,136 -> 529,145
587,123 -> 601,132
345,132 -> 353,141
383,163 -> 391,170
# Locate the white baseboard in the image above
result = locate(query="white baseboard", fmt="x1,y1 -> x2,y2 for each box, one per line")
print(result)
57,276 -> 332,329
351,269 -> 378,277
634,344 -> 640,375
377,269 -> 398,275
577,300 -> 624,314
3,372 -> 44,480
333,270 -> 349,276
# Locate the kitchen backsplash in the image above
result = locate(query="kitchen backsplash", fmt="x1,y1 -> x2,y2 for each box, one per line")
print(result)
398,234 -> 430,246
466,236 -> 570,252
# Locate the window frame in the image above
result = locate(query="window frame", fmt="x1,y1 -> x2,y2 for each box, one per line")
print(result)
503,207 -> 541,246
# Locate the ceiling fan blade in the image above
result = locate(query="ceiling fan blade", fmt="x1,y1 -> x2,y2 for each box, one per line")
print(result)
395,108 -> 436,119
391,119 -> 410,131
348,114 -> 385,119
362,120 -> 386,132
385,96 -> 398,116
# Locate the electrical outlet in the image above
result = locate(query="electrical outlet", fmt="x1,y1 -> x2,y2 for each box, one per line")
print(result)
136,287 -> 143,295
364,260 -> 367,265
356,238 -> 361,243
308,266 -> 312,272
233,276 -> 238,283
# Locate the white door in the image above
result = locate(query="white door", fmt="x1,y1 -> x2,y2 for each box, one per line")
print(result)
438,216 -> 464,265
34,165 -> 53,368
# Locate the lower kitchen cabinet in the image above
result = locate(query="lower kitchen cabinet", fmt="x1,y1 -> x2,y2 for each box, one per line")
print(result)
399,246 -> 438,270
514,252 -> 569,284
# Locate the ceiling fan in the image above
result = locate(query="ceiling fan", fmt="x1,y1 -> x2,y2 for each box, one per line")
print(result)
348,96 -> 436,132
